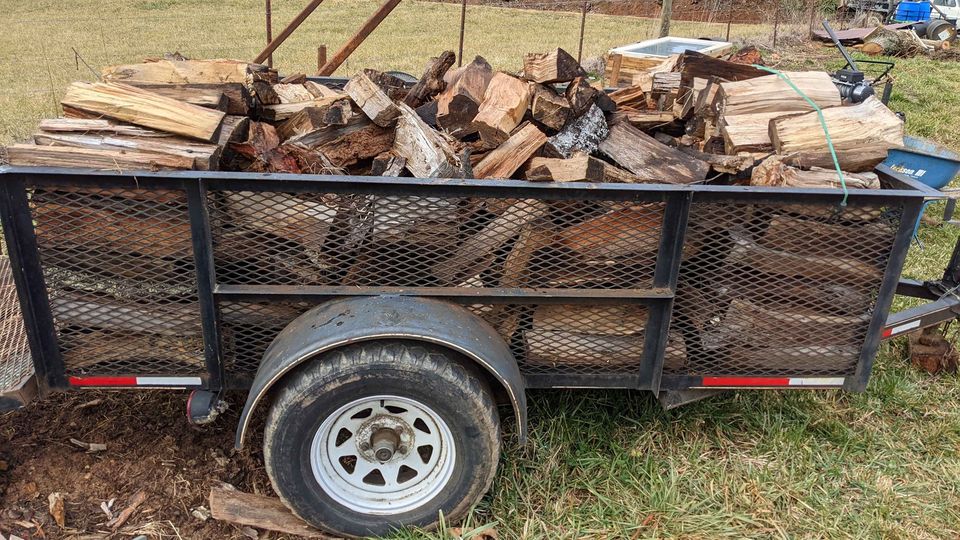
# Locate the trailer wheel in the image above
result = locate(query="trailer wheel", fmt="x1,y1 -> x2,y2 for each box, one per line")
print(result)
263,340 -> 500,538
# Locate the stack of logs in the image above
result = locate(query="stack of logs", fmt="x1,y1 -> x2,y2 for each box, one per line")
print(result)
3,48 -> 906,374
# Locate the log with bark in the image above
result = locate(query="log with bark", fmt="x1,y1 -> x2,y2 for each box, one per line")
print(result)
393,103 -> 461,177
435,56 -> 493,137
599,122 -> 709,183
750,155 -> 881,189
345,71 -> 400,127
403,51 -> 456,108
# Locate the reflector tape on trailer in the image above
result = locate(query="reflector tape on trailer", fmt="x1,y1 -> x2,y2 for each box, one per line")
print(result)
699,376 -> 845,387
882,319 -> 921,338
70,376 -> 203,387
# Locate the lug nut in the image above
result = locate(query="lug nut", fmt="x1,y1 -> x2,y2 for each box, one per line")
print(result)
360,441 -> 370,451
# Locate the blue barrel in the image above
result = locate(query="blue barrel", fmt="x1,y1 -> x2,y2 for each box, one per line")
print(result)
894,1 -> 932,22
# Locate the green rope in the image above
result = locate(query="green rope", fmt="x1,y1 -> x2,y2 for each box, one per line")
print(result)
752,64 -> 848,207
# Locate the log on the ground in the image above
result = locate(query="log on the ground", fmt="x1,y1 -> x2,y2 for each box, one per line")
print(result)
393,103 -> 461,178
524,154 -> 639,183
769,96 -> 904,172
716,72 -> 842,116
472,72 -> 532,147
435,56 -> 493,137
522,48 -> 586,84
599,122 -> 709,183
559,204 -> 662,259
432,199 -> 549,285
7,144 -> 198,171
529,84 -> 572,131
209,485 -> 328,539
345,71 -> 400,127
473,122 -> 547,179
750,155 -> 881,189
61,82 -> 225,141
403,50 -> 456,107
33,132 -> 221,170
545,103 -> 608,158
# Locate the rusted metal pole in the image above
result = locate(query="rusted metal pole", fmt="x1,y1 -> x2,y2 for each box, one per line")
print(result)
659,0 -> 673,37
577,1 -> 588,63
458,0 -> 466,67
317,45 -> 327,73
772,0 -> 781,48
807,0 -> 817,39
725,5 -> 732,41
254,0 -> 327,65
319,0 -> 403,76
265,0 -> 274,67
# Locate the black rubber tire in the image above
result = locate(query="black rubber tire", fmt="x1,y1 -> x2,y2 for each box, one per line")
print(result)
263,340 -> 501,538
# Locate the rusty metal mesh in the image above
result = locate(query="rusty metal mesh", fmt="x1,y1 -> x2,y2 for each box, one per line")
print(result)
30,187 -> 204,375
667,202 -> 901,377
219,300 -> 313,375
0,256 -> 33,390
208,191 -> 664,290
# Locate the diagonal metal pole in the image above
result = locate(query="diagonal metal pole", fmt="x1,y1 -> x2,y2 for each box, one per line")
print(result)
254,0 -> 327,65
319,0 -> 403,76
578,1 -> 589,63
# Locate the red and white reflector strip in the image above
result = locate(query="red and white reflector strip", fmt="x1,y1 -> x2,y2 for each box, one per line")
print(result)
882,319 -> 921,338
697,376 -> 845,388
69,376 -> 202,387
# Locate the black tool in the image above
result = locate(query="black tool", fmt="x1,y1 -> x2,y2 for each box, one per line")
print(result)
822,20 -> 895,104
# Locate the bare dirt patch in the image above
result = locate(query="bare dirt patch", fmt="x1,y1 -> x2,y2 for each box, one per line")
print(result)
0,390 -> 294,539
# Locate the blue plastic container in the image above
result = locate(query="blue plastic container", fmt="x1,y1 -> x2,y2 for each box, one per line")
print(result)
894,1 -> 932,22
883,135 -> 960,190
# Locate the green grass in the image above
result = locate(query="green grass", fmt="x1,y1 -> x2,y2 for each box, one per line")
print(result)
2,1 -> 960,538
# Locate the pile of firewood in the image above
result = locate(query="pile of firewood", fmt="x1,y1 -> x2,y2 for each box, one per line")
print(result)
2,49 -> 908,374
5,47 -> 904,187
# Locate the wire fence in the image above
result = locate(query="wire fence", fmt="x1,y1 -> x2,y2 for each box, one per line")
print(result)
0,0 -> 822,144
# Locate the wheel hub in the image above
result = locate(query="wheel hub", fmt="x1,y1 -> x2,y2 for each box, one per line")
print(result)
309,395 -> 456,515
356,415 -> 413,463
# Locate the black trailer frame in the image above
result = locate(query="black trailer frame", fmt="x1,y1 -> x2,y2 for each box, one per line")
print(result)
0,163 -> 947,405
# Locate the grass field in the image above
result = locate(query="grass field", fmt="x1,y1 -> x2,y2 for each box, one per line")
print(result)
2,1 -> 960,538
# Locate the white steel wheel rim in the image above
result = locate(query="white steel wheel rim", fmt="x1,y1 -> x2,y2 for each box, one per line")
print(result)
309,394 -> 456,515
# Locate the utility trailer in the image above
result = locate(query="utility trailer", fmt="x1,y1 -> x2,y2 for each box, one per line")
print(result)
0,162 -> 952,537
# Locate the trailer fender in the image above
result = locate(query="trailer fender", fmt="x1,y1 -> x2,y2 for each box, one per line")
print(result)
234,295 -> 526,448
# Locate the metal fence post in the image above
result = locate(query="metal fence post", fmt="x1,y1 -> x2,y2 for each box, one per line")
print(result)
578,1 -> 589,63
458,0 -> 467,67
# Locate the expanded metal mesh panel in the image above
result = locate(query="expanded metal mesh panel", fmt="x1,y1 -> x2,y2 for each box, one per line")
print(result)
219,300 -> 313,374
0,257 -> 33,390
465,303 -> 675,375
30,187 -> 203,375
669,202 -> 901,377
208,191 -> 663,291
